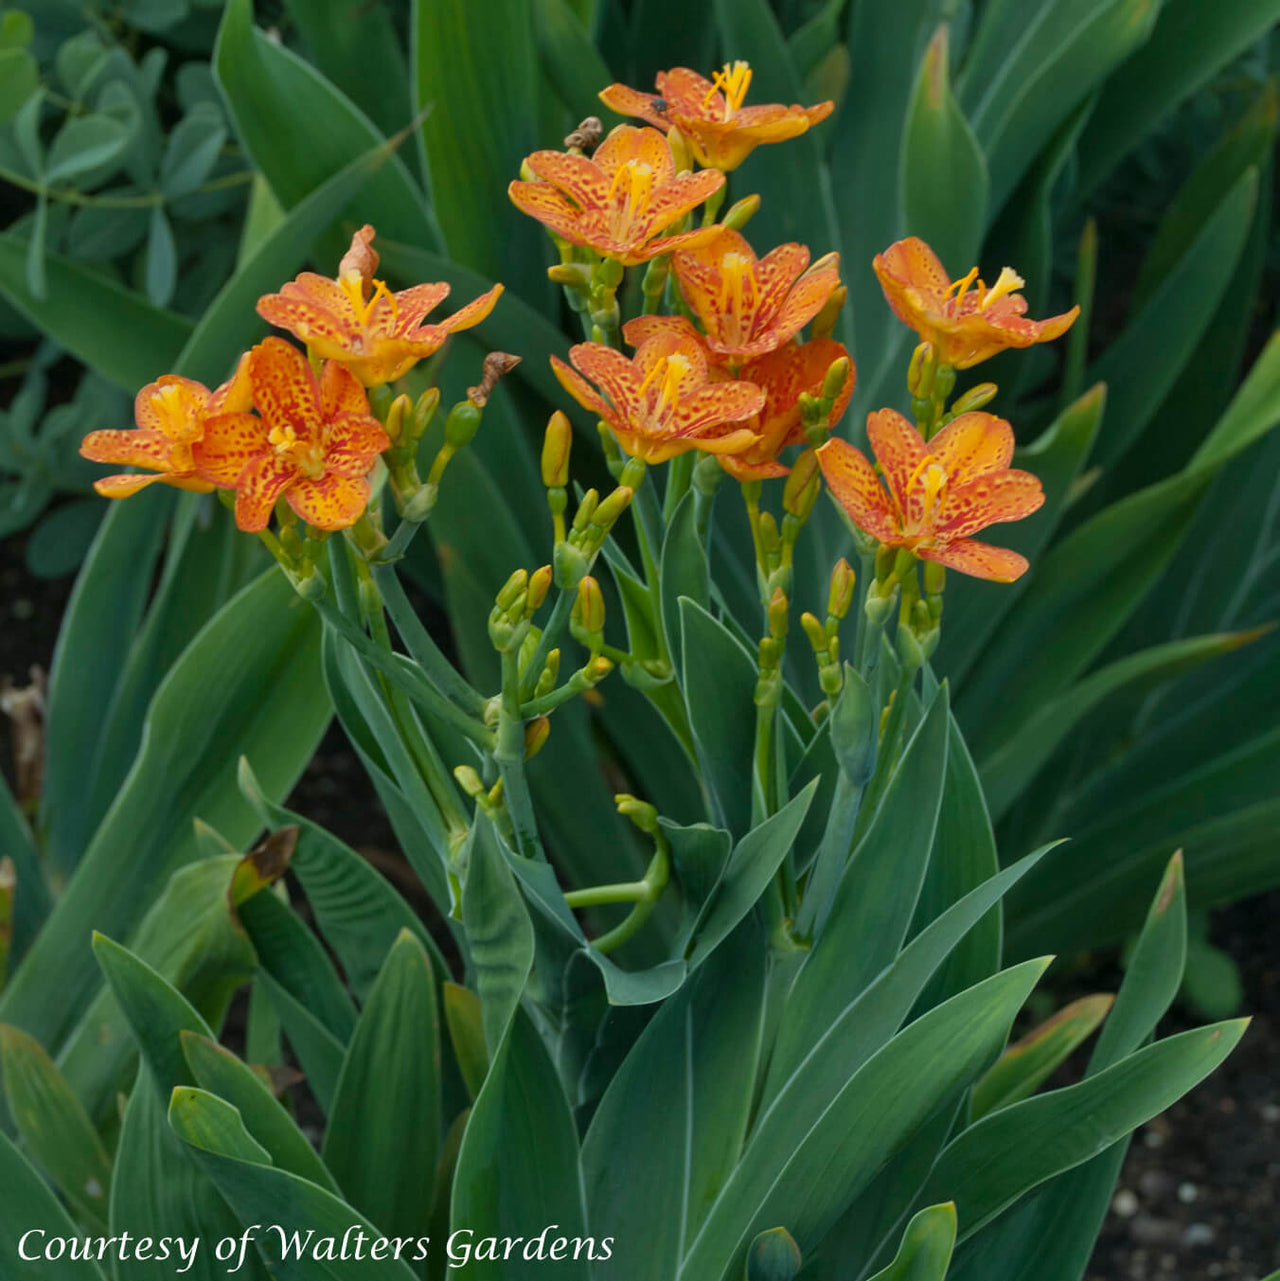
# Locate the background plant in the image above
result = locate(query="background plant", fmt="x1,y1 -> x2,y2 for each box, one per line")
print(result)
0,0 -> 1278,1278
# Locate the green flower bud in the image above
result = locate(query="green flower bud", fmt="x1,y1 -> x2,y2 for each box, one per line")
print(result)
828,558 -> 855,620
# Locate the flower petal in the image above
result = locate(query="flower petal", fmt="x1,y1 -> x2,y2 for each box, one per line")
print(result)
389,281 -> 453,331
234,453 -> 296,532
323,413 -> 390,477
320,360 -> 372,422
287,473 -> 372,530
919,539 -> 1029,582
929,411 -> 1015,486
80,428 -> 173,470
566,342 -> 642,414
551,355 -> 613,422
598,82 -> 672,131
194,412 -> 269,487
249,338 -> 321,437
817,437 -> 898,543
508,181 -> 586,242
935,469 -> 1044,541
594,124 -> 677,181
622,314 -> 702,349
754,242 -> 810,323
866,408 -> 927,514
525,150 -> 610,209
94,473 -> 165,498
437,283 -> 503,336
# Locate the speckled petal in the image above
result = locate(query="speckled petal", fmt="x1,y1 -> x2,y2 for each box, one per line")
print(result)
234,453 -> 296,532
437,284 -> 503,336
193,412 -> 269,487
599,82 -> 673,131
595,124 -> 678,180
817,436 -> 899,544
508,180 -> 586,242
551,354 -> 614,422
671,380 -> 764,437
320,360 -> 373,422
525,150 -> 610,209
80,428 -> 173,470
249,338 -> 322,438
918,539 -> 1029,582
566,342 -> 643,416
754,242 -> 810,323
287,473 -> 371,530
389,281 -> 452,331
934,469 -> 1044,541
94,472 -> 166,498
324,414 -> 391,477
866,408 -> 927,514
766,258 -> 841,346
622,314 -> 702,349
929,411 -> 1015,486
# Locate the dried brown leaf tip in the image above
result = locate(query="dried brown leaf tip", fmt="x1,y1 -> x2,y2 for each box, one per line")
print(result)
229,825 -> 300,911
564,115 -> 603,153
1,665 -> 46,813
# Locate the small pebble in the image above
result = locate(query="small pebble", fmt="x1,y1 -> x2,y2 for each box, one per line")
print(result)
1261,1102 -> 1280,1124
1131,1217 -> 1182,1246
1114,1188 -> 1140,1218
1143,1128 -> 1166,1149
1183,1223 -> 1216,1247
1139,1169 -> 1173,1199
1177,1181 -> 1198,1204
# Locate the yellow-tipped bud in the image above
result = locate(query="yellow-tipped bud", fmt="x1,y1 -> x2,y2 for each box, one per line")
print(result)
828,557 -> 855,619
412,387 -> 441,442
811,284 -> 847,342
759,511 -> 780,558
573,575 -> 606,636
542,411 -> 573,488
548,262 -> 592,290
907,342 -> 936,398
822,357 -> 851,405
722,193 -> 760,231
496,568 -> 528,611
572,488 -> 600,533
615,793 -> 659,832
950,382 -> 999,415
768,586 -> 789,641
586,653 -> 614,683
454,765 -> 485,797
527,564 -> 553,614
535,648 -> 561,698
384,393 -> 412,446
800,611 -> 827,654
782,449 -> 821,521
591,485 -> 634,530
524,716 -> 551,759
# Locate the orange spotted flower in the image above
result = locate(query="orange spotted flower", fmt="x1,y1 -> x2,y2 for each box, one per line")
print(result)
509,124 -> 724,265
551,330 -> 764,464
625,228 -> 840,363
817,408 -> 1044,582
599,63 -> 833,171
192,338 -> 390,533
256,225 -> 502,387
874,237 -> 1079,370
80,358 -> 252,497
717,338 -> 855,481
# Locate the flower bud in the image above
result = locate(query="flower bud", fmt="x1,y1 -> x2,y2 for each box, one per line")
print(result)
572,488 -> 599,534
526,564 -> 553,614
535,648 -> 561,698
811,284 -> 847,342
828,558 -> 855,620
553,538 -> 589,588
768,587 -> 789,641
454,765 -> 485,797
782,449 -> 820,521
822,357 -> 851,406
722,193 -> 760,231
591,485 -> 634,530
586,653 -> 614,683
384,393 -> 412,446
907,342 -> 936,398
443,399 -> 483,450
922,559 -> 946,598
496,568 -> 529,612
524,716 -> 551,759
800,611 -> 827,654
616,793 -> 659,832
574,575 -> 606,636
950,382 -> 998,415
619,456 -> 647,490
548,262 -> 593,290
542,411 -> 573,488
412,387 -> 441,442
667,125 -> 692,173
758,511 -> 780,559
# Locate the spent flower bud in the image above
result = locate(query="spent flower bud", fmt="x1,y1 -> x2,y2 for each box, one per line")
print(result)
907,342 -> 936,398
782,449 -> 820,521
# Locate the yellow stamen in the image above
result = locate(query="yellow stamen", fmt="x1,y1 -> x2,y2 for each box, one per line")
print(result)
980,266 -> 1025,310
606,161 -> 656,237
717,252 -> 754,343
339,271 -> 399,326
945,267 -> 979,309
268,422 -> 327,478
906,454 -> 949,526
704,61 -> 753,120
637,354 -> 689,419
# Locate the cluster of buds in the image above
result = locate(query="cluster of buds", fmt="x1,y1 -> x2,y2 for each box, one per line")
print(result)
755,586 -> 790,710
552,445 -> 642,591
800,558 -> 855,702
487,566 -> 552,654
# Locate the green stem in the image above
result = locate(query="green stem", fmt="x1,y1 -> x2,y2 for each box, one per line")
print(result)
373,564 -> 487,714
0,161 -> 252,208
520,588 -> 575,700
496,649 -> 542,861
585,835 -> 670,954
662,450 -> 694,524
